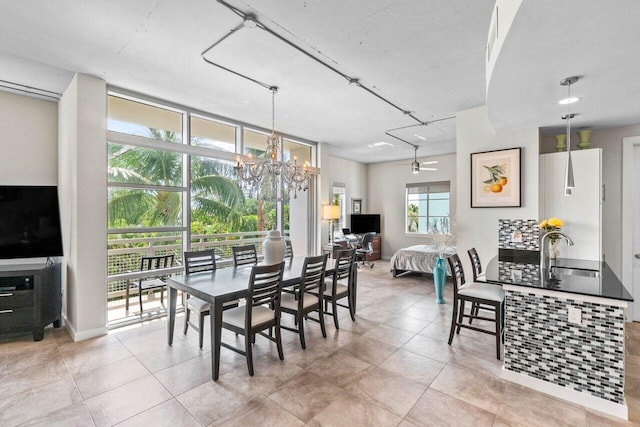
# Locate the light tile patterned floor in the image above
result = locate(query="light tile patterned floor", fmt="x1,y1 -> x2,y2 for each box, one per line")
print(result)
1,262 -> 639,426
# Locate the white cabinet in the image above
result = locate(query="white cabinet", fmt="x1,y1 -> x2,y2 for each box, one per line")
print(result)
539,149 -> 602,261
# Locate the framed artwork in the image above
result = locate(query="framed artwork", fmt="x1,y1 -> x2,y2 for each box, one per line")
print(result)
471,147 -> 521,208
352,198 -> 362,214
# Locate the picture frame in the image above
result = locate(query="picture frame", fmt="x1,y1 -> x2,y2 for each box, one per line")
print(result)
352,198 -> 362,214
471,147 -> 521,208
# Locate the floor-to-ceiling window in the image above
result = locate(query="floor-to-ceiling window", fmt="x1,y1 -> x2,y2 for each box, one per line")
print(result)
106,91 -> 317,326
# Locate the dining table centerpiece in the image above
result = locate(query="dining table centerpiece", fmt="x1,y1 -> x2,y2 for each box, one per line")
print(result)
539,217 -> 564,259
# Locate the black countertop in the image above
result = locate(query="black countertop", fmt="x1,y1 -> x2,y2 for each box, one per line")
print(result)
481,251 -> 633,302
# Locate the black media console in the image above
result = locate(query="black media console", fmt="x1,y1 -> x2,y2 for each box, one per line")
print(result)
0,262 -> 61,341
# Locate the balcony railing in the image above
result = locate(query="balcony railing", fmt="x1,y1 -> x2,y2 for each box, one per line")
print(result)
106,231 -> 291,324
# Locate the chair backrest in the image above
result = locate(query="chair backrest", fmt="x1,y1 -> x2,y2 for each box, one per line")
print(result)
330,248 -> 355,293
446,254 -> 466,298
298,254 -> 328,308
467,247 -> 482,281
232,244 -> 258,266
284,240 -> 293,259
140,254 -> 174,272
184,250 -> 216,274
245,262 -> 284,328
360,232 -> 376,251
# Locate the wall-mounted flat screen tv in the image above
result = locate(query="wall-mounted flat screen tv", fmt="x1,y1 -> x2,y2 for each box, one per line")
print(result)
0,186 -> 63,259
350,214 -> 381,234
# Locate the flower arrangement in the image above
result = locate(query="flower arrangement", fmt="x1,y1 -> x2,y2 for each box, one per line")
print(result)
429,216 -> 456,258
539,217 -> 564,243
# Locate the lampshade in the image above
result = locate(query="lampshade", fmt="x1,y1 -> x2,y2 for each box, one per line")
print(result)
322,205 -> 341,220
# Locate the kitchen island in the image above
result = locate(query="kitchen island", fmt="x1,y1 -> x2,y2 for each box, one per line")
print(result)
482,250 -> 633,420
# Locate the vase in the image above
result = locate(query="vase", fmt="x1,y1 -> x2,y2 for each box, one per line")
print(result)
554,134 -> 567,152
433,257 -> 446,304
577,129 -> 592,150
263,230 -> 286,265
549,240 -> 559,259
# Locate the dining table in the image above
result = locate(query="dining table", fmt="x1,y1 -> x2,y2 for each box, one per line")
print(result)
166,256 -> 356,380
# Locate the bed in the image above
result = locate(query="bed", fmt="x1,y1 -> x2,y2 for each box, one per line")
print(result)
390,244 -> 456,277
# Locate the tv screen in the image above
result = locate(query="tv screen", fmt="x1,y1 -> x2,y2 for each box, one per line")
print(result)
350,214 -> 380,234
0,186 -> 63,260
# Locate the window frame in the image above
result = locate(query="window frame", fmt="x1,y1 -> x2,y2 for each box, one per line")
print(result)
405,181 -> 451,236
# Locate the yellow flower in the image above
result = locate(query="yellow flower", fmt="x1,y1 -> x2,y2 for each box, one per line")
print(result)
538,220 -> 548,228
548,218 -> 563,227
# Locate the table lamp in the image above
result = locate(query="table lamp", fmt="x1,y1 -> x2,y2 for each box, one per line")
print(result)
322,204 -> 341,247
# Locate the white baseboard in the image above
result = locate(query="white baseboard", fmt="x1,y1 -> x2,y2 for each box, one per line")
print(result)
63,315 -> 108,342
502,368 -> 628,420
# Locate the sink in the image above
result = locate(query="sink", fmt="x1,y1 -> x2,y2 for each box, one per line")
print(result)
550,266 -> 600,278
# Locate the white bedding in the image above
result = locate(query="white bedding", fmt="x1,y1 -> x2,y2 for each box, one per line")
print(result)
390,244 -> 456,277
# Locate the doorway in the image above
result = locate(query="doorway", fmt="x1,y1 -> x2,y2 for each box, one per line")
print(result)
622,136 -> 640,321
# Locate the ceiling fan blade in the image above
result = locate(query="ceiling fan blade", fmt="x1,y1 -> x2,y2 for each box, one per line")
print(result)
421,160 -> 438,165
419,167 -> 438,171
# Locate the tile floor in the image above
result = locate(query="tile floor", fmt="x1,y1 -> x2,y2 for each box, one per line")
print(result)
1,262 -> 639,426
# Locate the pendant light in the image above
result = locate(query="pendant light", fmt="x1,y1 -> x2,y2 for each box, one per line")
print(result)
560,76 -> 578,196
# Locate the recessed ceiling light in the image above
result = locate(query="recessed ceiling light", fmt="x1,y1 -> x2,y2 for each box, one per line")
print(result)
559,97 -> 580,105
414,134 -> 427,141
368,141 -> 394,148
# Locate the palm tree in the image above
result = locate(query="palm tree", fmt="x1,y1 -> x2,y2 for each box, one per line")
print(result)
408,203 -> 419,232
108,129 -> 245,230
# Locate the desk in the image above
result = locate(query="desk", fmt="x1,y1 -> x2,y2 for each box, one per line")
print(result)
167,256 -> 355,380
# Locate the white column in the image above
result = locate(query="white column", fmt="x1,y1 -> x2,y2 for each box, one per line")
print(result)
58,74 -> 108,341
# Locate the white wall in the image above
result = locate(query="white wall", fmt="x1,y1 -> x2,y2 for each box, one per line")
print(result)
541,124 -> 640,278
0,91 -> 58,184
318,152 -> 367,249
457,106 -> 540,273
539,149 -> 601,261
58,74 -> 108,341
368,153 -> 456,259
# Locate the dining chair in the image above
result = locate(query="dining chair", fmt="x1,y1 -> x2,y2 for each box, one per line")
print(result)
232,244 -> 258,266
284,239 -> 293,259
126,254 -> 175,314
467,247 -> 491,324
280,254 -> 328,349
221,262 -> 285,376
182,250 -> 238,348
447,253 -> 505,360
319,248 -> 356,330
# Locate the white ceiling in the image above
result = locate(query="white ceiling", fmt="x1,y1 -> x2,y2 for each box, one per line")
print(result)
487,0 -> 640,136
1,1 -> 636,163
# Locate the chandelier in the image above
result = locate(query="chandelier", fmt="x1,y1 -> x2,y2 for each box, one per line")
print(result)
235,87 -> 312,200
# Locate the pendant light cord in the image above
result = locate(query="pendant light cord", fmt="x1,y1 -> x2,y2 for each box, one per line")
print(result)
566,82 -> 571,152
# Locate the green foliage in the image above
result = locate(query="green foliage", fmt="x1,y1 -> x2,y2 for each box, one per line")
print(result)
107,127 -> 294,234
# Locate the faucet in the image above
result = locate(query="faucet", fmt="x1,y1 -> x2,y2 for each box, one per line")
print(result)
540,231 -> 575,279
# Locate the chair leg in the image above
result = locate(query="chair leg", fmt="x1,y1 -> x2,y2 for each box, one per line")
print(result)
495,302 -> 502,360
298,314 -> 306,349
245,333 -> 254,376
138,287 -> 144,314
331,298 -> 340,330
456,300 -> 466,335
183,307 -> 190,335
348,295 -> 356,321
199,311 -> 205,349
160,287 -> 164,304
319,308 -> 327,339
448,298 -> 458,345
469,302 -> 477,324
125,282 -> 130,312
275,323 -> 284,361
